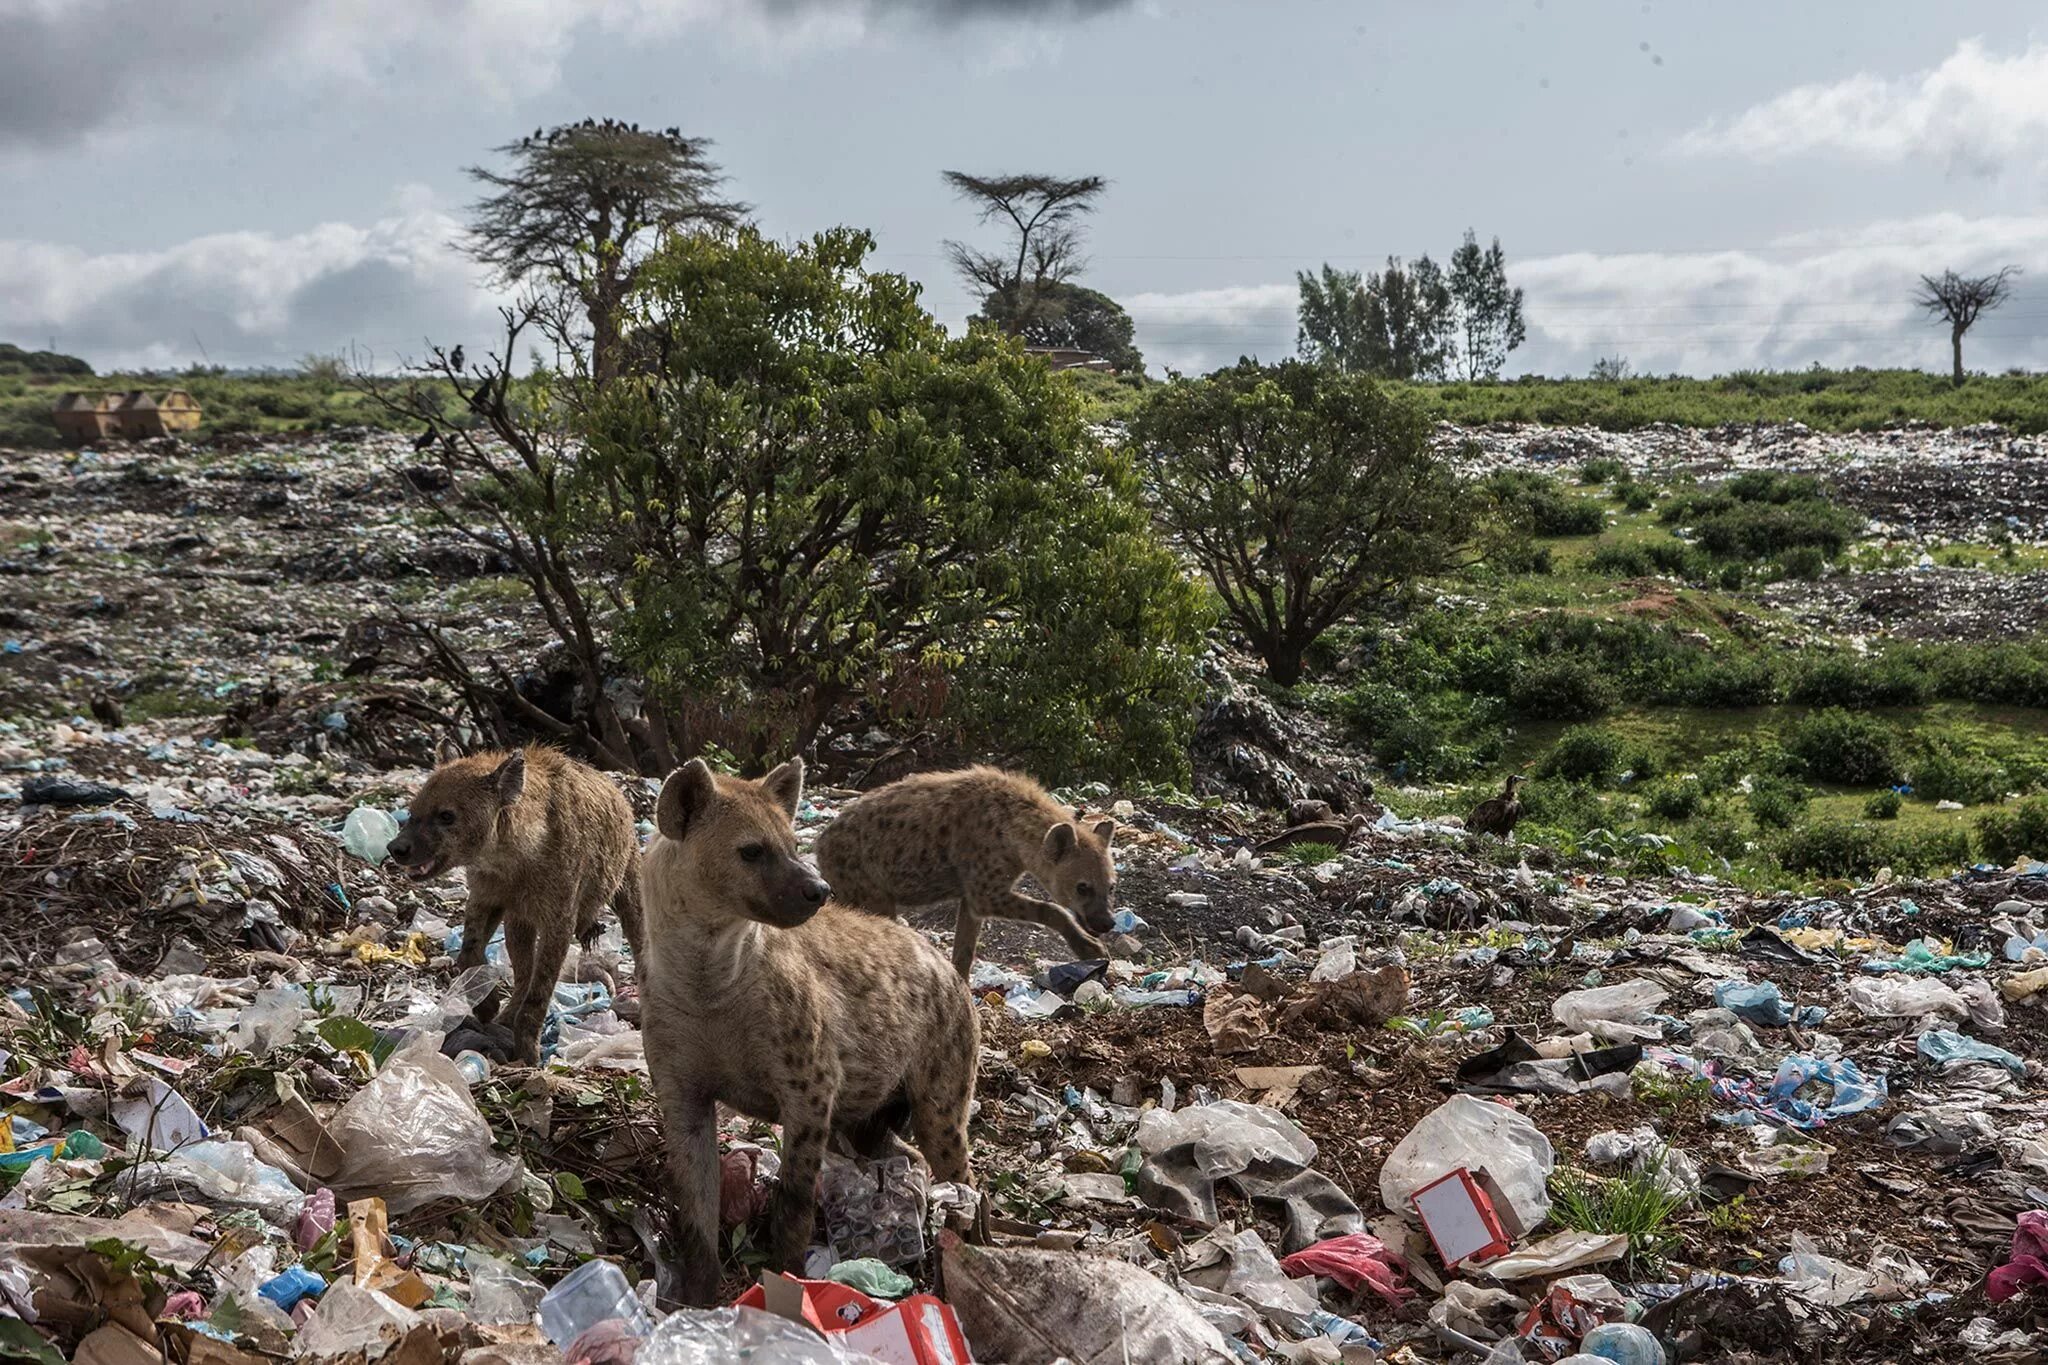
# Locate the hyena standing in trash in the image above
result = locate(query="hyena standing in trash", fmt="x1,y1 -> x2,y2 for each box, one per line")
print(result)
814,765 -> 1118,976
638,756 -> 979,1306
387,742 -> 642,1065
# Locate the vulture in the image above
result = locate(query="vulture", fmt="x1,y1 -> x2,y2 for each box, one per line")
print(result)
1466,775 -> 1527,838
89,691 -> 125,730
260,676 -> 283,711
449,344 -> 464,371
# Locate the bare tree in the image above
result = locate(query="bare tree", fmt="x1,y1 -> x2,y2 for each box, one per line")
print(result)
942,171 -> 1107,337
464,120 -> 747,384
1914,266 -> 2021,387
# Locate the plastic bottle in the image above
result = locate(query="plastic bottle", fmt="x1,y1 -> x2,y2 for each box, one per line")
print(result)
1578,1321 -> 1667,1365
453,1051 -> 491,1086
538,1259 -> 653,1348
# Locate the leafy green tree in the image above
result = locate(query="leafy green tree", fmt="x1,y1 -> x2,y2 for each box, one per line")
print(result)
1133,359 -> 1474,686
1447,230 -> 1527,379
464,120 -> 747,384
942,171 -> 1108,338
580,227 -> 1206,778
976,281 -> 1144,371
1296,258 -> 1453,379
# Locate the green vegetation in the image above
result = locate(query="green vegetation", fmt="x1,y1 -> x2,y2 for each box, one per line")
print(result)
1548,1165 -> 1684,1274
1390,368 -> 2048,434
1269,841 -> 1341,867
0,362 -> 427,449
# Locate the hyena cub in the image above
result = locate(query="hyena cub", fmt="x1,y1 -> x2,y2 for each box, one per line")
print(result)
814,765 -> 1117,976
639,757 -> 978,1306
387,742 -> 642,1065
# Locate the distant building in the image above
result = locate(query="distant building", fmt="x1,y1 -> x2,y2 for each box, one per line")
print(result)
49,390 -> 202,444
1024,345 -> 1115,373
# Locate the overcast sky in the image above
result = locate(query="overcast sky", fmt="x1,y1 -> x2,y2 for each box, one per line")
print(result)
3,0 -> 2046,377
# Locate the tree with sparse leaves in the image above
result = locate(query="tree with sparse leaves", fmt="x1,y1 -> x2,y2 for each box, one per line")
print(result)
463,120 -> 747,384
943,171 -> 1108,339
1296,258 -> 1454,380
1914,266 -> 2021,387
1134,359 -> 1475,687
1447,229 -> 1526,379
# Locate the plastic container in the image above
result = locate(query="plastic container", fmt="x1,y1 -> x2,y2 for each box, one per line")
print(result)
1579,1321 -> 1667,1365
342,807 -> 400,865
538,1259 -> 654,1348
453,1051 -> 491,1086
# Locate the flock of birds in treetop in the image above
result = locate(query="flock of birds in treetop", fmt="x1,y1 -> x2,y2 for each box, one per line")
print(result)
521,118 -> 689,148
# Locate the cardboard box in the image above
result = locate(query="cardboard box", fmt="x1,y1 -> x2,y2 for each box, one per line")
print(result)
1410,1167 -> 1513,1268
741,1273 -> 972,1365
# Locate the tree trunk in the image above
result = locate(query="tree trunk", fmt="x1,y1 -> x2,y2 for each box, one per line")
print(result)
1951,326 -> 1965,388
1264,642 -> 1305,688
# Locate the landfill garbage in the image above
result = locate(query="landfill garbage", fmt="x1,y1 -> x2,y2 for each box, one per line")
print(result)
1712,980 -> 1825,1029
1916,1028 -> 2028,1078
825,1258 -> 912,1299
328,1036 -> 520,1214
1383,1095 -> 1556,1230
1412,1167 -> 1516,1268
1577,1321 -> 1668,1365
1278,1233 -> 1410,1305
1485,1232 -> 1632,1280
1860,937 -> 1990,974
1986,1210 -> 2048,1302
1582,1127 -> 1700,1199
539,1259 -> 655,1346
940,1235 -> 1236,1364
20,775 -> 130,806
1778,1233 -> 1930,1306
341,805 -> 402,864
1843,975 -> 1965,1019
1551,981 -> 1668,1043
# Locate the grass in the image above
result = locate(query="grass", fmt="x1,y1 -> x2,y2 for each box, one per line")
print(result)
1390,367 -> 2048,434
1548,1164 -> 1687,1274
1268,841 -> 1340,867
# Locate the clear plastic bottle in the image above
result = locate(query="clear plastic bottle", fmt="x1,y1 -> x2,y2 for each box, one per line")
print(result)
453,1051 -> 491,1086
537,1259 -> 654,1348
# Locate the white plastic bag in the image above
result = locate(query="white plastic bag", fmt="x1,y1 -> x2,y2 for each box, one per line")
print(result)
294,1282 -> 422,1358
1844,977 -> 1964,1019
1550,981 -> 1667,1043
1380,1094 -> 1555,1229
120,1140 -> 306,1226
1136,1099 -> 1317,1178
941,1236 -> 1237,1365
329,1037 -> 519,1215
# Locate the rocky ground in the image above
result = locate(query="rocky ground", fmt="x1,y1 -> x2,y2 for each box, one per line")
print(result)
5,428 -> 2048,1365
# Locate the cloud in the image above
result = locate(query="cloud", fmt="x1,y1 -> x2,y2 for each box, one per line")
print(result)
0,205 -> 513,372
1119,215 -> 2048,378
1673,39 -> 2048,176
0,0 -> 1135,151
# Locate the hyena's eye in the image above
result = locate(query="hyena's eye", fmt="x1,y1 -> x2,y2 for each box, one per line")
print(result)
1076,881 -> 1095,898
738,843 -> 766,864
435,810 -> 457,827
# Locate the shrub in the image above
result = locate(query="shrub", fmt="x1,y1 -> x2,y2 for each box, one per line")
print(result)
1488,538 -> 1554,576
1648,654 -> 1778,708
1136,359 -> 1472,686
1786,654 -> 1930,709
1577,457 -> 1625,485
1747,776 -> 1811,829
1660,472 -> 1862,562
1780,545 -> 1827,580
1775,821 -> 1969,879
1540,725 -> 1624,782
1507,655 -> 1616,720
1517,779 -> 1612,837
1645,777 -> 1708,821
1864,790 -> 1903,820
1786,708 -> 1903,786
1911,743 -> 2004,806
1483,471 -> 1608,537
1615,480 -> 1657,512
1977,795 -> 2048,865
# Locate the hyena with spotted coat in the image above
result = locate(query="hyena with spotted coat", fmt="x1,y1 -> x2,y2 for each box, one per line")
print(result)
813,765 -> 1117,976
386,742 -> 642,1065
638,756 -> 978,1306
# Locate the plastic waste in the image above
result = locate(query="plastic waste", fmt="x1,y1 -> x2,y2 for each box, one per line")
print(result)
256,1265 -> 325,1311
1278,1233 -> 1409,1305
467,1247 -> 547,1324
328,1036 -> 519,1215
817,1155 -> 927,1267
1860,937 -> 1990,974
120,1139 -> 306,1226
1308,936 -> 1357,982
231,984 -> 314,1058
1583,1127 -> 1700,1199
1551,981 -> 1668,1043
538,1259 -> 655,1346
1987,1210 -> 2048,1303
1779,1233 -> 1929,1306
1579,1322 -> 1667,1365
1917,1028 -> 2027,1078
1380,1094 -> 1555,1229
1713,980 -> 1825,1029
636,1306 -> 867,1365
296,1187 -> 336,1252
453,1050 -> 491,1086
342,807 -> 401,865
1136,1099 -> 1317,1178
295,1282 -> 423,1358
1844,976 -> 1964,1019
941,1235 -> 1236,1365
826,1258 -> 913,1299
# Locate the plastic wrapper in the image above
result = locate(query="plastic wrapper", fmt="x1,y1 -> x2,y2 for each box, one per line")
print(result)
1778,1232 -> 1928,1306
940,1235 -> 1236,1365
817,1154 -> 927,1268
328,1037 -> 519,1215
637,1306 -> 876,1365
1843,976 -> 1964,1019
1917,1028 -> 2027,1077
1135,1099 -> 1317,1179
1380,1094 -> 1554,1228
342,807 -> 400,864
294,1281 -> 422,1358
1278,1232 -> 1409,1305
466,1248 -> 546,1325
1550,981 -> 1668,1043
120,1139 -> 306,1226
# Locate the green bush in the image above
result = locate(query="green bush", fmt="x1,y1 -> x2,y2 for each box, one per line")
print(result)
1577,457 -> 1625,485
1488,539 -> 1554,576
1659,472 -> 1861,562
1977,795 -> 2048,865
1540,725 -> 1624,782
1747,776 -> 1811,829
1780,545 -> 1827,580
1587,539 -> 1702,580
1775,820 -> 1969,879
1911,743 -> 2004,806
1507,655 -> 1616,720
1786,654 -> 1930,708
1483,471 -> 1608,537
1647,654 -> 1778,708
1645,777 -> 1708,821
1786,708 -> 1902,786
1615,481 -> 1657,512
1864,790 -> 1903,820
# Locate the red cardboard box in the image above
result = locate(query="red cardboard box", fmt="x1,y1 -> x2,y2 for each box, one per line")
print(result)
738,1273 -> 972,1365
1409,1167 -> 1513,1268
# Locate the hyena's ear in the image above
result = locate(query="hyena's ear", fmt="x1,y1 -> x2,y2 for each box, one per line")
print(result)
1042,821 -> 1077,860
492,750 -> 527,804
760,756 -> 805,819
657,759 -> 718,840
435,736 -> 463,767
1092,818 -> 1117,845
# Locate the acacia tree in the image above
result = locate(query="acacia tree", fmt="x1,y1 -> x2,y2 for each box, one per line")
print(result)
1296,258 -> 1453,379
1914,266 -> 2021,386
942,171 -> 1108,338
976,281 -> 1144,371
463,120 -> 747,384
1447,230 -> 1526,379
1134,360 -> 1474,686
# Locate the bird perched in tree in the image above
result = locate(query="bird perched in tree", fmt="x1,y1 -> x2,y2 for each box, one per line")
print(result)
89,691 -> 124,730
413,426 -> 437,450
449,344 -> 464,372
1467,774 -> 1527,838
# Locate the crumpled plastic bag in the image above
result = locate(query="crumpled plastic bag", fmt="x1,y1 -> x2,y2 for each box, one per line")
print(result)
119,1139 -> 306,1226
1280,1233 -> 1410,1305
1713,980 -> 1825,1029
329,1037 -> 519,1215
1917,1028 -> 2027,1078
1551,981 -> 1667,1043
293,1281 -> 422,1358
1583,1126 -> 1700,1199
1779,1232 -> 1928,1306
940,1233 -> 1236,1365
1844,976 -> 1964,1019
1136,1099 -> 1316,1178
1988,1211 -> 2048,1303
1183,1227 -> 1323,1334
1380,1094 -> 1554,1229
1861,938 -> 1990,975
